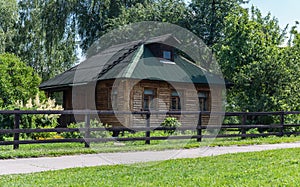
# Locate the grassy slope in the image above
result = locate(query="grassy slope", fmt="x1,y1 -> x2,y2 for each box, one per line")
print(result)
0,136 -> 300,159
0,148 -> 299,186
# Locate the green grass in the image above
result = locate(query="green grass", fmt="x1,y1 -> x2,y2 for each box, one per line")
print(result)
1,148 -> 300,186
0,135 -> 300,159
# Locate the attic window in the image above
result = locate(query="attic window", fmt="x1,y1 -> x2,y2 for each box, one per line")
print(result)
163,51 -> 171,60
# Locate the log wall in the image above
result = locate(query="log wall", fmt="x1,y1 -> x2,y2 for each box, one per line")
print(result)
95,79 -> 223,128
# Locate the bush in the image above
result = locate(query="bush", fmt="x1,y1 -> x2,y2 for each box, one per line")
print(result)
61,119 -> 112,139
60,123 -> 84,139
6,94 -> 63,140
160,117 -> 181,134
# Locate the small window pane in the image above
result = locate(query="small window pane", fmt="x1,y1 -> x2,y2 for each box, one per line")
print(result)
144,89 -> 154,95
163,51 -> 171,59
198,92 -> 207,98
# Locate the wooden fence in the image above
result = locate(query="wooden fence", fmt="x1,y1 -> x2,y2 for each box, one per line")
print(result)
0,110 -> 300,149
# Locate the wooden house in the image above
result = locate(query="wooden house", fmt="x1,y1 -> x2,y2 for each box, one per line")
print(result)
40,34 -> 225,128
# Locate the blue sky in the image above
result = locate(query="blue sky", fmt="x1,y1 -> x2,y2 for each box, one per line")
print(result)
245,0 -> 300,29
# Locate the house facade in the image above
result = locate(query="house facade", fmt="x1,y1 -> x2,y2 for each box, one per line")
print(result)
40,35 -> 225,128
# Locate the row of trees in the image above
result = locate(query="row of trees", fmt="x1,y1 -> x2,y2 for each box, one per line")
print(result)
0,0 -> 245,79
0,0 -> 299,114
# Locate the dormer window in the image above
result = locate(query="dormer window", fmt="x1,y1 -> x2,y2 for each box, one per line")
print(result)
163,51 -> 171,60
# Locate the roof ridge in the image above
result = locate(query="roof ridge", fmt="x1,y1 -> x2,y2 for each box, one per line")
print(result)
177,55 -> 208,73
97,41 -> 144,79
122,45 -> 144,78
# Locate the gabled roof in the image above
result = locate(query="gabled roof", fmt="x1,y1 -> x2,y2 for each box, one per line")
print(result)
40,34 -> 223,90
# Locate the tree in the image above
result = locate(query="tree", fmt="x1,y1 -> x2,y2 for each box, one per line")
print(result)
188,0 -> 246,47
0,53 -> 41,107
12,0 -> 77,81
215,6 -> 290,113
106,0 -> 189,30
76,0 -> 151,52
278,26 -> 300,111
10,0 -> 153,80
0,0 -> 18,53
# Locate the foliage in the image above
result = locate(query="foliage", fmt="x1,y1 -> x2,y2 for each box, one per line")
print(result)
61,119 -> 112,139
279,26 -> 300,112
6,0 -> 157,80
106,0 -> 189,31
75,0 -> 151,52
0,0 -> 18,53
215,6 -> 297,116
12,0 -> 77,81
188,0 -> 245,47
11,95 -> 62,140
60,123 -> 83,139
160,117 -> 181,134
0,53 -> 41,107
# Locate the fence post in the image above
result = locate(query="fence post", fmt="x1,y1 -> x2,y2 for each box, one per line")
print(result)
145,112 -> 151,145
197,112 -> 202,142
84,111 -> 91,148
241,113 -> 246,140
13,108 -> 20,150
280,111 -> 285,137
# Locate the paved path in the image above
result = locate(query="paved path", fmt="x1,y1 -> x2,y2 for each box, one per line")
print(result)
1,142 -> 300,175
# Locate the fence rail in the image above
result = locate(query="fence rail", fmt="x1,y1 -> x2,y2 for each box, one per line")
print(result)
0,110 -> 300,149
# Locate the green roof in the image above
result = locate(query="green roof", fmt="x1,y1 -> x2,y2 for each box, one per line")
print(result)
40,35 -> 224,90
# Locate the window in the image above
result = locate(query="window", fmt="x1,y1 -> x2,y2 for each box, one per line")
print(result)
198,92 -> 208,111
108,88 -> 118,110
163,51 -> 171,60
170,90 -> 181,111
143,89 -> 155,111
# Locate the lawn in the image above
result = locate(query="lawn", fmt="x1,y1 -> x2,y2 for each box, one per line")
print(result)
0,148 -> 299,186
0,135 -> 300,159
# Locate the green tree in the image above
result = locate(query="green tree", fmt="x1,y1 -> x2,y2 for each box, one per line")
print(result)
0,53 -> 41,107
278,26 -> 300,111
76,0 -> 151,52
11,0 -> 152,80
106,0 -> 189,30
188,0 -> 246,47
0,0 -> 18,53
12,0 -> 77,81
215,6 -> 289,113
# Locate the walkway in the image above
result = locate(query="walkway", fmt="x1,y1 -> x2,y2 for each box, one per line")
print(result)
1,142 -> 300,175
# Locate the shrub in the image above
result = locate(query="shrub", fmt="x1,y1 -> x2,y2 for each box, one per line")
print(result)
60,123 -> 84,139
160,117 -> 181,134
11,94 -> 63,139
61,119 -> 112,139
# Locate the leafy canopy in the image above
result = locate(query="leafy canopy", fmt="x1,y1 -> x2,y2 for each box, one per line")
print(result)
0,53 -> 41,107
215,6 -> 300,113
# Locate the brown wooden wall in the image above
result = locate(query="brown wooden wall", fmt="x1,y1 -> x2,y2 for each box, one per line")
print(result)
95,79 -> 224,128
